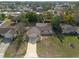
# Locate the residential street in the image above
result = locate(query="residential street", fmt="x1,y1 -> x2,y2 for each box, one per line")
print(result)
0,42 -> 10,58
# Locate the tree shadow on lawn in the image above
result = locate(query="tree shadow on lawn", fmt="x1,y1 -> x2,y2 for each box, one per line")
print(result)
52,25 -> 64,43
55,32 -> 64,43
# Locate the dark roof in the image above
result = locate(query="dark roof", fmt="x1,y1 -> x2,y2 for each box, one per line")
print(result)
0,28 -> 11,35
27,27 -> 40,36
36,23 -> 54,35
60,24 -> 77,34
0,21 -> 2,24
76,27 -> 79,34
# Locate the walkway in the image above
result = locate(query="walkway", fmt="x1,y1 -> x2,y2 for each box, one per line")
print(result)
0,42 -> 10,58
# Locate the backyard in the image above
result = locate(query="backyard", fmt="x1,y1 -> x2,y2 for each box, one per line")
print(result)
37,35 -> 79,57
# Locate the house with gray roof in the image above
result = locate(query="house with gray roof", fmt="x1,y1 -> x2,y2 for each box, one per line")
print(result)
0,28 -> 16,43
36,6 -> 43,12
0,22 -> 25,43
60,24 -> 77,35
76,27 -> 79,35
27,27 -> 41,43
36,23 -> 54,36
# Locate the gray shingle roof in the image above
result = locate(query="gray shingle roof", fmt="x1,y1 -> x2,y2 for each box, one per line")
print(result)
36,23 -> 54,35
60,24 -> 77,34
0,28 -> 11,35
27,27 -> 40,36
76,27 -> 79,34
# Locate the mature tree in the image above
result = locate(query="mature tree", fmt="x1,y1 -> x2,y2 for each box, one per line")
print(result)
52,15 -> 63,42
20,13 -> 29,24
42,11 -> 53,23
43,11 -> 53,19
52,15 -> 61,32
20,12 -> 44,24
64,9 -> 74,24
16,23 -> 25,35
4,17 -> 12,27
73,4 -> 79,25
37,14 -> 44,23
0,14 -> 5,21
12,12 -> 29,26
25,12 -> 38,24
43,3 -> 52,11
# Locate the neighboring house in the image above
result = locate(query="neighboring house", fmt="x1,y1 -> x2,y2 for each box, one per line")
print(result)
27,27 -> 41,42
0,28 -> 16,43
23,7 -> 33,12
76,27 -> 79,35
0,22 -> 25,43
47,9 -> 55,15
54,4 -> 64,16
36,6 -> 43,12
0,20 -> 24,42
60,24 -> 77,34
3,12 -> 21,17
36,23 -> 54,36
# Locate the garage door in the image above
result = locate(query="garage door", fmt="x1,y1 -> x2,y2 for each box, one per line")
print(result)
3,38 -> 12,43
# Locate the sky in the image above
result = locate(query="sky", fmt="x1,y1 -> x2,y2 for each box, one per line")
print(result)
0,0 -> 78,1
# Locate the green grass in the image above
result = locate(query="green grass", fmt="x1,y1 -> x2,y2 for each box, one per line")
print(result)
61,35 -> 79,57
14,41 -> 27,58
0,38 -> 3,43
4,38 -> 20,57
0,37 -> 3,44
4,35 -> 28,58
37,35 -> 79,57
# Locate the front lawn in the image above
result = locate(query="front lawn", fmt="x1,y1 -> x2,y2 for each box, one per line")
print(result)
4,35 -> 28,58
14,41 -> 27,58
37,35 -> 79,57
0,36 -> 3,44
61,35 -> 79,57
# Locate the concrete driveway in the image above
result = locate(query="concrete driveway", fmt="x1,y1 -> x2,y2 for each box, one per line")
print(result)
0,42 -> 10,58
24,38 -> 38,58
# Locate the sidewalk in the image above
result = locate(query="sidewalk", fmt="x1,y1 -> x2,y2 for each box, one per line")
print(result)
0,42 -> 10,58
